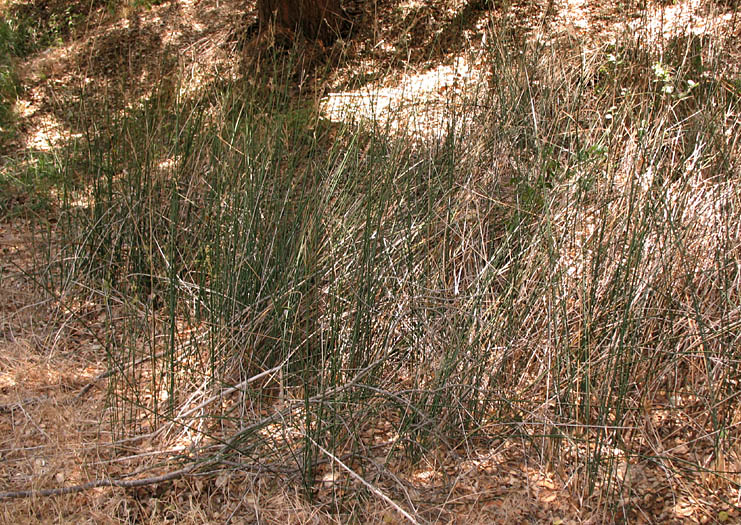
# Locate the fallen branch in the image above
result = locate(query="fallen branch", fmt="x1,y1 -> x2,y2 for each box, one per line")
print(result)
306,436 -> 422,525
2,357 -> 387,501
172,363 -> 284,422
0,396 -> 48,413
0,462 -> 203,501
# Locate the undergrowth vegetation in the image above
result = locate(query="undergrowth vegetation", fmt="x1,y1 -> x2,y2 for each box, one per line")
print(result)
26,7 -> 741,521
0,16 -> 22,140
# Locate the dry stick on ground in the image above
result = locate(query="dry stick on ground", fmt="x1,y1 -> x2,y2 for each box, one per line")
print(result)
0,396 -> 48,413
1,358 -> 387,501
0,462 -> 206,501
170,363 -> 285,422
306,436 -> 423,525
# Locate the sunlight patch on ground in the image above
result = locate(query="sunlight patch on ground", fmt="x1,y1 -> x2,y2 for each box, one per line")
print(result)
549,0 -> 737,47
559,0 -> 590,34
631,0 -> 737,42
321,55 -> 488,140
24,114 -> 67,151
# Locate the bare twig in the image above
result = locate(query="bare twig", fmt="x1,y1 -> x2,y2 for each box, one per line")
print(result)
1,359 -> 386,502
0,461 -> 208,501
0,396 -> 48,413
306,436 -> 422,525
172,363 -> 284,422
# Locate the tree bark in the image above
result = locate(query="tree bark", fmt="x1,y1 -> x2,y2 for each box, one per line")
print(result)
258,0 -> 346,44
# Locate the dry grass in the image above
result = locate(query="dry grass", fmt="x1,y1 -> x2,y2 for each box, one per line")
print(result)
2,0 -> 741,523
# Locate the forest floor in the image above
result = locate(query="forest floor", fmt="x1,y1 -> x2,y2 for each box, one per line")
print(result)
2,0 -> 741,522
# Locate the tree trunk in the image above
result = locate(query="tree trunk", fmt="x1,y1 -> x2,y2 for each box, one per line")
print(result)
258,0 -> 346,44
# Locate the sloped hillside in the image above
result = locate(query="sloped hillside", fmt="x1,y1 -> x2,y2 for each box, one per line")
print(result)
2,0 -> 741,523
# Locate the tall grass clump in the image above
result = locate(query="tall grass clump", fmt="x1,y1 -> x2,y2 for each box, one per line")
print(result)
460,13 -> 741,509
60,54 -> 474,484
0,17 -> 22,141
57,11 -> 740,519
